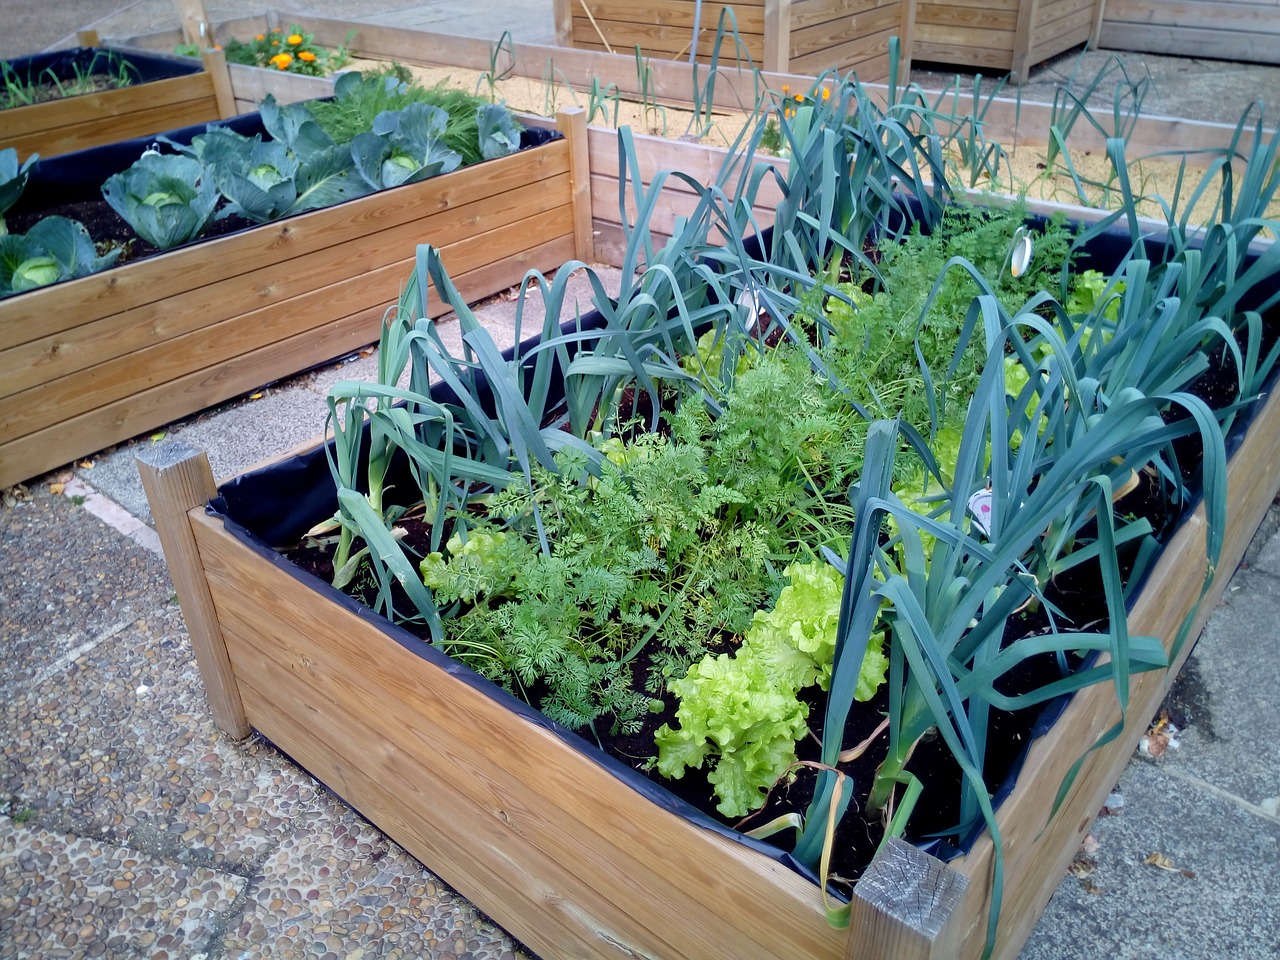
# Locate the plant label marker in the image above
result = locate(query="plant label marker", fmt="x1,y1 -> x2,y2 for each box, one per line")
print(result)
967,488 -> 994,537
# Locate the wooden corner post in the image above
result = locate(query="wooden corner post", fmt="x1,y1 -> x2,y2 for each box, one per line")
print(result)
176,0 -> 216,47
897,0 -> 918,87
557,106 -> 595,264
846,838 -> 969,960
553,0 -> 573,47
137,442 -> 250,740
199,47 -> 237,119
764,0 -> 792,74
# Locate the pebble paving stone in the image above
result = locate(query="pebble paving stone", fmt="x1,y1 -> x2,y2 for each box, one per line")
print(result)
1,488 -> 534,955
0,487 -> 172,703
0,817 -> 241,959
222,796 -> 531,959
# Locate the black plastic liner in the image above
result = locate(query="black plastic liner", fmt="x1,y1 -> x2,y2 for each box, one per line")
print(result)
1,46 -> 203,88
209,201 -> 1280,889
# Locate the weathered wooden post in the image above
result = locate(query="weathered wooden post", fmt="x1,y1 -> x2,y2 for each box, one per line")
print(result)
137,442 -> 250,739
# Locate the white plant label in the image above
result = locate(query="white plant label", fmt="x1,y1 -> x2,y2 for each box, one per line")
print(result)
968,488 -> 994,537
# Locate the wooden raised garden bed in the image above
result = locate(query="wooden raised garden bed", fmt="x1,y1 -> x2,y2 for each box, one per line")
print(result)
0,108 -> 591,490
138,207 -> 1280,957
0,39 -> 232,161
912,0 -> 1105,82
553,0 -> 913,80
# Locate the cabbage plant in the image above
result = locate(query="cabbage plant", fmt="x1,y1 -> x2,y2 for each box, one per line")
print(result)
0,215 -> 120,297
352,102 -> 461,189
0,146 -> 37,235
101,152 -> 219,249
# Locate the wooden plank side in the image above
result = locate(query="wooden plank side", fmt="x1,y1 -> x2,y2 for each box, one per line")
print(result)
225,62 -> 334,106
1099,22 -> 1280,61
913,22 -> 1019,50
911,38 -> 1014,68
947,381 -> 1280,960
231,669 -> 678,960
567,0 -> 768,33
790,27 -> 898,76
0,201 -> 575,445
3,99 -> 222,162
568,19 -> 765,60
190,512 -> 847,960
0,171 -> 572,400
1104,0 -> 1280,29
914,3 -> 1019,30
789,4 -> 904,64
221,624 -> 762,960
586,123 -> 786,199
0,71 -> 216,138
0,142 -> 570,351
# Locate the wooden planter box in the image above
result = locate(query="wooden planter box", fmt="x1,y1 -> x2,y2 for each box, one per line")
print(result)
0,43 -> 231,161
913,0 -> 1105,82
0,108 -> 592,490
553,0 -> 913,81
138,223 -> 1280,957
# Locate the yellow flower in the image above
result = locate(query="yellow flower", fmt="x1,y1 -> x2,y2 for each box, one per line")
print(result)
822,87 -> 830,101
781,84 -> 790,95
270,53 -> 293,69
298,50 -> 316,62
255,33 -> 265,40
287,34 -> 303,44
796,93 -> 805,102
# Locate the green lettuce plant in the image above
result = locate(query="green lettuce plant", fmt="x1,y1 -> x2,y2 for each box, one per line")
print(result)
656,562 -> 887,817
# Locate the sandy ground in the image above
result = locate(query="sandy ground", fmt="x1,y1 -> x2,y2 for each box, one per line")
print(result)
348,56 -> 1278,229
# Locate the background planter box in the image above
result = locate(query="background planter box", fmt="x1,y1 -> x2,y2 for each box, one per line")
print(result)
0,39 -> 232,160
553,0 -> 912,80
0,107 -> 592,490
138,219 -> 1280,958
911,0 -> 1105,82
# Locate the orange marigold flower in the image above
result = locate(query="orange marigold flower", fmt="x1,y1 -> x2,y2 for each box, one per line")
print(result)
796,93 -> 805,102
255,34 -> 265,40
271,39 -> 279,45
287,34 -> 303,44
298,50 -> 316,62
781,84 -> 790,95
270,53 -> 293,68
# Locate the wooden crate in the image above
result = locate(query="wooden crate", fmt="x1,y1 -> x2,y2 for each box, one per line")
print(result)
912,0 -> 1104,82
554,0 -> 914,81
139,228 -> 1280,960
0,109 -> 592,490
0,42 -> 231,161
